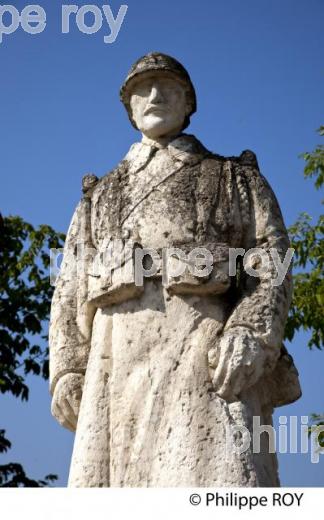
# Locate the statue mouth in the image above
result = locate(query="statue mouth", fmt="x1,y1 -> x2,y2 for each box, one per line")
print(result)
144,106 -> 167,116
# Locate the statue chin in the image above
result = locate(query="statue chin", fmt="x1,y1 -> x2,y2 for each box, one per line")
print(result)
138,115 -> 184,140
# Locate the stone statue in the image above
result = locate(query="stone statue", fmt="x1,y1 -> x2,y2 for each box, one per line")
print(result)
49,52 -> 301,487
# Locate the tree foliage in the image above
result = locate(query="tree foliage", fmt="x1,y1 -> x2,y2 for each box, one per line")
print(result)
0,429 -> 57,487
284,126 -> 324,448
302,126 -> 324,189
285,126 -> 324,350
0,214 -> 64,487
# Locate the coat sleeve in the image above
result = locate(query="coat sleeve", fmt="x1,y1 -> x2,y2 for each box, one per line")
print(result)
224,152 -> 293,365
49,192 -> 96,395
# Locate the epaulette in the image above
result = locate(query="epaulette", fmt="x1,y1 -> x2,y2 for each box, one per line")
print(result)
239,149 -> 259,169
82,174 -> 99,196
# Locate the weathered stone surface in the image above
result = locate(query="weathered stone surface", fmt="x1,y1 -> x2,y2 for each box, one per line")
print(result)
49,52 -> 301,487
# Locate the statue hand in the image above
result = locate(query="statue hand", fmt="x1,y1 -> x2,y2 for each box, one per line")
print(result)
51,373 -> 84,432
210,327 -> 267,402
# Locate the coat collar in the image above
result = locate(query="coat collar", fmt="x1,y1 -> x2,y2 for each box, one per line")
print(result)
124,133 -> 210,173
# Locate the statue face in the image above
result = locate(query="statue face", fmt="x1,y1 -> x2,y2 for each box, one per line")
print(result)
129,74 -> 190,140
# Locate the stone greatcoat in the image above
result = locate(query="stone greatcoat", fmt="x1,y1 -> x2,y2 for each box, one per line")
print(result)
49,134 -> 301,487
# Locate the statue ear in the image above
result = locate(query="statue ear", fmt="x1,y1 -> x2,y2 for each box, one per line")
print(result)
184,88 -> 193,116
181,92 -> 192,130
185,103 -> 191,116
127,96 -> 139,130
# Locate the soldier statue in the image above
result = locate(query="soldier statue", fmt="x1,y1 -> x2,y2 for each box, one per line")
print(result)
49,52 -> 301,487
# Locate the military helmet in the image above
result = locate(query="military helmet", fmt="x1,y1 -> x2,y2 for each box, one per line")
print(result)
120,52 -> 197,131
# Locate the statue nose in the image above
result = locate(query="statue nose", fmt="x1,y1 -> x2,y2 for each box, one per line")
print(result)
149,85 -> 164,103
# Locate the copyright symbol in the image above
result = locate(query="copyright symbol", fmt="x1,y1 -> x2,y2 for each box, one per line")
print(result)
189,494 -> 201,506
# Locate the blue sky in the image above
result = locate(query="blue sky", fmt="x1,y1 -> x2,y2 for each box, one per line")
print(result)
1,0 -> 324,486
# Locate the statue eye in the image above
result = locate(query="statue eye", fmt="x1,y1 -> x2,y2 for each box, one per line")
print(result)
132,80 -> 152,96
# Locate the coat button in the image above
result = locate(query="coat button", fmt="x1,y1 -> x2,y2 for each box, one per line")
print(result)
122,228 -> 130,239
